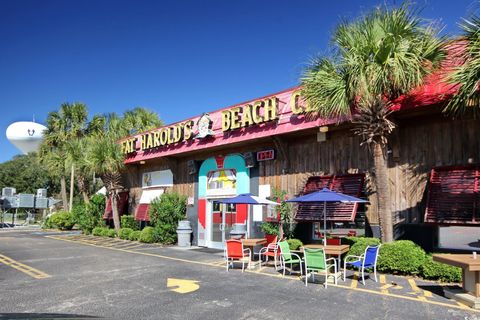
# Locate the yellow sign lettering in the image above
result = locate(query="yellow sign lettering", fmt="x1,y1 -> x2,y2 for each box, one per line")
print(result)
263,98 -> 278,122
290,91 -> 303,114
241,104 -> 253,127
153,131 -> 160,147
252,101 -> 264,125
183,121 -> 193,141
222,110 -> 231,131
230,107 -> 241,130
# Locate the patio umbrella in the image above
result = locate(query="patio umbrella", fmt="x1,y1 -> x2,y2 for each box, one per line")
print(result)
215,193 -> 279,206
215,193 -> 279,238
286,188 -> 368,245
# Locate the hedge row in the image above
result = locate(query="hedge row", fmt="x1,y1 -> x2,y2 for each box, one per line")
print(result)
91,226 -> 158,243
343,237 -> 461,283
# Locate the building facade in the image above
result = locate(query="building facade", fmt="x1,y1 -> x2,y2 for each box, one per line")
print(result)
121,86 -> 480,250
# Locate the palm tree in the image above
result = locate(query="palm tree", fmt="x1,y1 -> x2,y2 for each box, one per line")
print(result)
123,107 -> 163,135
87,108 -> 162,231
65,138 -> 91,204
39,146 -> 68,207
301,5 -> 444,242
41,103 -> 88,211
445,16 -> 480,115
87,133 -> 125,231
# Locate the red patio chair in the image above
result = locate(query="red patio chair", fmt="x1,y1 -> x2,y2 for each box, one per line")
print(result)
257,235 -> 280,269
347,230 -> 357,237
225,239 -> 251,272
326,238 -> 341,245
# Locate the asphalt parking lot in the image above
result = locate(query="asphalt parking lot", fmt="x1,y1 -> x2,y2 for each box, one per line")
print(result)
0,230 -> 479,320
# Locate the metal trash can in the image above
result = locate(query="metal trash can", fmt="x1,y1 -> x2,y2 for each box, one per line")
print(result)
229,223 -> 247,239
177,220 -> 193,247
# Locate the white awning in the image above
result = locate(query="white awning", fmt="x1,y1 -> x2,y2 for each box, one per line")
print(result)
139,189 -> 164,204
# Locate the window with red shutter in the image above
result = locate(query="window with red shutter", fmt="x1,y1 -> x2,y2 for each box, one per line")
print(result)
425,166 -> 480,225
295,173 -> 365,222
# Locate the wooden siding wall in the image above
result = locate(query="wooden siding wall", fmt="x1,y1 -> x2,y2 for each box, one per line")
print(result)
259,116 -> 479,228
124,115 -> 479,231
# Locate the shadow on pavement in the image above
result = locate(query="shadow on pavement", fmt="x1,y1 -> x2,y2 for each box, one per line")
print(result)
418,284 -> 448,298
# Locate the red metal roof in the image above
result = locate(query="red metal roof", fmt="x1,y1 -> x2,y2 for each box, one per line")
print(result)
123,41 -> 467,164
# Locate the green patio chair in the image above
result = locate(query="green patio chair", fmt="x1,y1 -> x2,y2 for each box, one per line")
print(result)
303,248 -> 337,288
278,241 -> 303,276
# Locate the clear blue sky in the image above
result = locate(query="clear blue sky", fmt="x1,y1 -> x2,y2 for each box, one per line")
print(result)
0,0 -> 478,162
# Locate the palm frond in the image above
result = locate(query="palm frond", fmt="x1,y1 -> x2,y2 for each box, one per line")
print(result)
301,57 -> 350,118
445,16 -> 480,116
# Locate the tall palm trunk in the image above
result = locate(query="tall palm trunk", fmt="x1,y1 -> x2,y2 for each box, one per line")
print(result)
69,164 -> 75,211
60,175 -> 69,211
76,174 -> 90,204
372,143 -> 392,242
110,189 -> 121,231
103,172 -> 123,231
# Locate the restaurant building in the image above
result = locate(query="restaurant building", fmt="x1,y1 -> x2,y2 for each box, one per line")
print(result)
120,72 -> 479,250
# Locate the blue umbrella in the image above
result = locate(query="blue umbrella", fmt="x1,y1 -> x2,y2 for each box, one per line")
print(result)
215,193 -> 279,206
215,193 -> 279,239
286,188 -> 367,245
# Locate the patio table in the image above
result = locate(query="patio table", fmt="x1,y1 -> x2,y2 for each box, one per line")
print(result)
433,253 -> 480,309
242,238 -> 267,269
301,244 -> 350,270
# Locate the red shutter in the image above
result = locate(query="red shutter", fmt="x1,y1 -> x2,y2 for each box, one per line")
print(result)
425,166 -> 480,225
135,203 -> 150,221
103,192 -> 129,219
295,174 -> 365,222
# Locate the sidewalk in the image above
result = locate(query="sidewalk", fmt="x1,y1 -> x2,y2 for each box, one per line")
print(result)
46,233 -> 476,313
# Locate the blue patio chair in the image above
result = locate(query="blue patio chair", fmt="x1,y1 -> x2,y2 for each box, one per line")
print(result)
343,245 -> 381,285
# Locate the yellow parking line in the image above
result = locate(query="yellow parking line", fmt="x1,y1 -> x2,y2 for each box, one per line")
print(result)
45,235 -> 478,313
0,254 -> 50,279
350,272 -> 359,288
380,275 -> 388,293
407,278 -> 430,301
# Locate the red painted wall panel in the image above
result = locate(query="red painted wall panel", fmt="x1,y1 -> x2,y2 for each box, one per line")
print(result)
198,198 -> 206,228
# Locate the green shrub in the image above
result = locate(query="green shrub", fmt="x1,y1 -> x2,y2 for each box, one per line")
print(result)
260,222 -> 279,236
100,227 -> 110,237
92,227 -> 103,236
118,228 -> 133,240
129,230 -> 142,241
72,195 -> 106,234
139,226 -> 157,243
149,192 -> 187,244
106,229 -> 116,238
377,240 -> 426,275
42,215 -> 54,229
421,255 -> 462,283
121,215 -> 139,230
345,237 -> 381,257
48,211 -> 75,230
287,238 -> 303,250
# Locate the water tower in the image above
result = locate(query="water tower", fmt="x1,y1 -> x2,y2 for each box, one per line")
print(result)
6,121 -> 47,154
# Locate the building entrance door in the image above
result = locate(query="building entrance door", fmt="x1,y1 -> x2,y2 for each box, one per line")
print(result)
207,200 -> 237,249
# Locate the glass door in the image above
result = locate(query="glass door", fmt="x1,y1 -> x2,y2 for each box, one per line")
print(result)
224,203 -> 237,241
208,200 -> 237,249
210,201 -> 223,247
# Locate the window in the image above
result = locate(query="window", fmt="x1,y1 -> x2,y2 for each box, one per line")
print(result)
206,169 -> 237,196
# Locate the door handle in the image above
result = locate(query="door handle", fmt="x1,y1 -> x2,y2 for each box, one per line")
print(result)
219,223 -> 225,231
